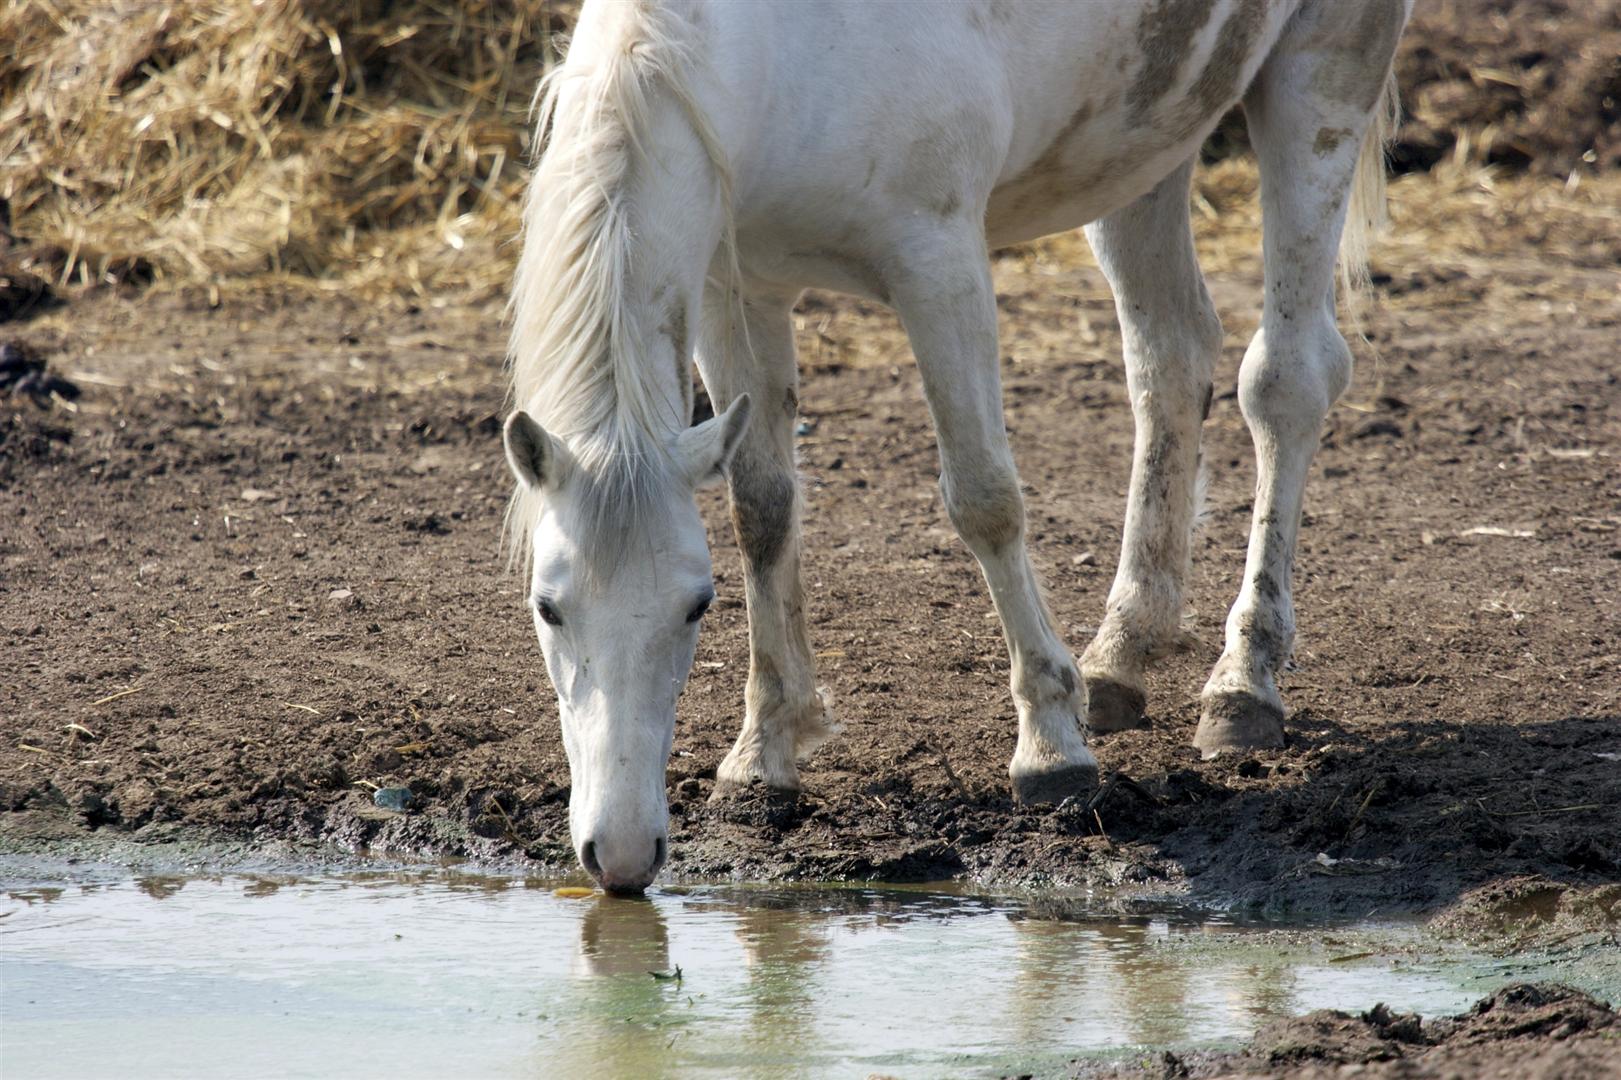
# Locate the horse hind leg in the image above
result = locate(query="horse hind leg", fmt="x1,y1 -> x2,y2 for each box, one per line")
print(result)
1079,159 -> 1221,733
1196,0 -> 1407,757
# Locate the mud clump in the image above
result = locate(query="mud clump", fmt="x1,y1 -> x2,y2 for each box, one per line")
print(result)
1430,876 -> 1621,949
1078,984 -> 1620,1078
1,340 -> 78,405
1394,0 -> 1621,175
0,266 -> 58,322
1251,1001 -> 1428,1066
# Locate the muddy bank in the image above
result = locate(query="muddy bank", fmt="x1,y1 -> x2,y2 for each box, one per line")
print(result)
1074,983 -> 1620,1079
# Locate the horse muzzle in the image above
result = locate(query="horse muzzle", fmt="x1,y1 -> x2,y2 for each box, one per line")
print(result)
579,833 -> 668,895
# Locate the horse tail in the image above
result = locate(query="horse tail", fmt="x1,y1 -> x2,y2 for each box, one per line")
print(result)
1338,70 -> 1401,307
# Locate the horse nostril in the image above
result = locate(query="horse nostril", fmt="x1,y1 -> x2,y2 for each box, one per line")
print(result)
652,835 -> 668,872
580,839 -> 602,879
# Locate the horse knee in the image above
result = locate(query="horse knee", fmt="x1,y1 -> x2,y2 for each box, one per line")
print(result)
1146,294 -> 1222,376
1121,301 -> 1219,430
1237,320 -> 1352,439
729,457 -> 797,572
942,464 -> 1024,555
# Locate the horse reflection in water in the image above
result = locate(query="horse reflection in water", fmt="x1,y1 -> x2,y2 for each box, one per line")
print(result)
1007,911 -> 1299,1048
573,893 -> 673,977
549,890 -> 1322,1073
557,891 -> 832,1074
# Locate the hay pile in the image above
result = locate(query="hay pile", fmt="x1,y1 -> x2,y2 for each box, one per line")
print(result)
0,0 -> 1615,299
0,0 -> 571,298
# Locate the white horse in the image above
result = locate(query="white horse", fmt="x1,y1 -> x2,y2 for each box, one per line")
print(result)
502,0 -> 1409,892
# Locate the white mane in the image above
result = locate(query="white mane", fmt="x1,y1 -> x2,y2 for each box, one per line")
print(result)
503,2 -> 724,571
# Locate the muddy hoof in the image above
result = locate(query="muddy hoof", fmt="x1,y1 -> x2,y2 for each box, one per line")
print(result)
1011,762 -> 1100,806
1084,678 -> 1148,734
1194,692 -> 1285,759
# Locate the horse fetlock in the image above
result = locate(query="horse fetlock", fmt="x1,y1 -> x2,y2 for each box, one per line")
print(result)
1014,653 -> 1083,709
791,685 -> 841,758
1078,627 -> 1154,733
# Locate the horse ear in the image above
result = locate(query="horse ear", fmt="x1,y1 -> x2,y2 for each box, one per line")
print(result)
504,410 -> 568,491
677,393 -> 751,488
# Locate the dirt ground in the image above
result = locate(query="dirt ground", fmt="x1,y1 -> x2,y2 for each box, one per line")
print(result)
4,150 -> 1619,915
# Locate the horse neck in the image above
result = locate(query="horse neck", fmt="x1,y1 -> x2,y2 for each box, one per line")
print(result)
611,102 -> 728,435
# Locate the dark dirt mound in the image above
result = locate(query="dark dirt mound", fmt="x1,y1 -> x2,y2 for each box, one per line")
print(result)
1078,984 -> 1620,1078
1394,0 -> 1621,175
1203,0 -> 1620,177
1430,876 -> 1621,949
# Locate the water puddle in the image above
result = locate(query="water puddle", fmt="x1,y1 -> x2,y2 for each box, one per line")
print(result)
0,869 -> 1602,1078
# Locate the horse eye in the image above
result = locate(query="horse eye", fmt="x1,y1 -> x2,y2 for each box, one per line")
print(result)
685,596 -> 712,623
536,599 -> 563,627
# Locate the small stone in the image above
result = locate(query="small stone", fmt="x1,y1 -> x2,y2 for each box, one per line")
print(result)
328,588 -> 363,610
373,786 -> 416,813
1072,551 -> 1097,566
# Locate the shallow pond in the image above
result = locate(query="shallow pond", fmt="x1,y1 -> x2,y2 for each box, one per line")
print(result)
1,868 -> 1606,1079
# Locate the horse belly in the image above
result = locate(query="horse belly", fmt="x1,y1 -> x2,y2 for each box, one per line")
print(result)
984,133 -> 1197,248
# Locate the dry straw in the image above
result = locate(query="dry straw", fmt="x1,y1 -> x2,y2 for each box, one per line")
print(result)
0,0 -> 577,299
2,1 -> 1615,301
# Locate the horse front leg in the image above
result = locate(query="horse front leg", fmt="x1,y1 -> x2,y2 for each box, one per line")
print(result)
696,289 -> 835,795
890,231 -> 1097,804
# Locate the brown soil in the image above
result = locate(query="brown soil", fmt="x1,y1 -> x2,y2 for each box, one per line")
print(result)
4,155 -> 1619,920
1077,983 -> 1621,1079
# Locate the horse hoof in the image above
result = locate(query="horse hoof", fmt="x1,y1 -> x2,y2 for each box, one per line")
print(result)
1011,762 -> 1100,806
1194,691 -> 1285,759
1084,677 -> 1148,733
